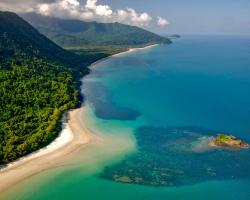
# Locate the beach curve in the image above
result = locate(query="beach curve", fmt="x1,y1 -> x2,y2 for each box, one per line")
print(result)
0,43 -> 159,193
0,108 -> 99,193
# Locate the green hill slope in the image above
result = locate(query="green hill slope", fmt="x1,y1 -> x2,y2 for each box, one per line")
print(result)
20,13 -> 171,49
0,11 -> 89,164
0,12 -> 88,68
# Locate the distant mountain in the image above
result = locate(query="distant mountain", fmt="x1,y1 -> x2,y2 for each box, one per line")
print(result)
20,13 -> 171,49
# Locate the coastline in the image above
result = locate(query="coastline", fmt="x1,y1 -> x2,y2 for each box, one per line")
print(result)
0,113 -> 73,173
112,44 -> 159,57
0,43 -> 158,193
0,108 -> 99,193
90,44 -> 158,67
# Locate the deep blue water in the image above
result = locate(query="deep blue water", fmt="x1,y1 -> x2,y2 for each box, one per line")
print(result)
87,35 -> 250,137
85,35 -> 250,188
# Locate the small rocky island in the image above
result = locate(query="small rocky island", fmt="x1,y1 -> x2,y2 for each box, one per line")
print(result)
209,134 -> 249,149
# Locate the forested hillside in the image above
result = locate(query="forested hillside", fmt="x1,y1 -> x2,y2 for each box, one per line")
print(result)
21,13 -> 171,49
0,11 -> 88,164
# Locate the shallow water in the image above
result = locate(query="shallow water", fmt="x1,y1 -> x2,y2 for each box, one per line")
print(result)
1,35 -> 250,199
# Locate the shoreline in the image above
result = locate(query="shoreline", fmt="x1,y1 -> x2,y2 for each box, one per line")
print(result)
0,113 -> 73,173
112,44 -> 159,57
0,43 -> 159,193
0,108 -> 98,193
90,44 -> 159,67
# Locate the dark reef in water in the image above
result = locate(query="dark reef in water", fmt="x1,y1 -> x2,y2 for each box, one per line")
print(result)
100,126 -> 250,187
85,82 -> 140,120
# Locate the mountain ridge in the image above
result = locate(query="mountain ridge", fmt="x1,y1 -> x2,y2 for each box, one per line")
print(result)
20,12 -> 171,48
0,11 -> 88,69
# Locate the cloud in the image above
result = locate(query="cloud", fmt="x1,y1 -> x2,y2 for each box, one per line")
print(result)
0,0 -> 57,12
34,0 -> 153,26
157,16 -> 169,27
0,0 -> 169,27
85,0 -> 112,17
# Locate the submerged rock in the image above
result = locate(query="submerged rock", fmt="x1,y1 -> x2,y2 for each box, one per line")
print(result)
209,134 -> 249,149
113,175 -> 133,183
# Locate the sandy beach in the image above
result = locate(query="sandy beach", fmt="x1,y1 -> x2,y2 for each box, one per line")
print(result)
90,44 -> 158,67
0,43 -> 158,193
0,108 -> 98,193
113,44 -> 158,57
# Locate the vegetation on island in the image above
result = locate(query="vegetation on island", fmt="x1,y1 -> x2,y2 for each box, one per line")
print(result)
209,134 -> 249,148
0,11 -> 171,165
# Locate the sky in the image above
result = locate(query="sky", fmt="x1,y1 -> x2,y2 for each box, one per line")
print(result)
0,0 -> 250,35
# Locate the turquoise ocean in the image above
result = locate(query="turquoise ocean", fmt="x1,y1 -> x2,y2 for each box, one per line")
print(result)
2,35 -> 250,199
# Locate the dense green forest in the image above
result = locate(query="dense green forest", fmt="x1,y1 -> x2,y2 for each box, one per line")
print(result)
0,11 -> 90,164
0,11 -> 171,165
21,13 -> 171,50
0,59 -> 77,163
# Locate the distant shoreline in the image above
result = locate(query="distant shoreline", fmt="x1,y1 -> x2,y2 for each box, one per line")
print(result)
90,44 -> 159,67
0,43 -> 159,193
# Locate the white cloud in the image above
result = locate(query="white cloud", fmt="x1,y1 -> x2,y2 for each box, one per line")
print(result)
85,0 -> 112,17
157,16 -> 169,27
34,0 -> 153,26
125,8 -> 152,26
37,4 -> 50,15
0,0 -> 169,27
